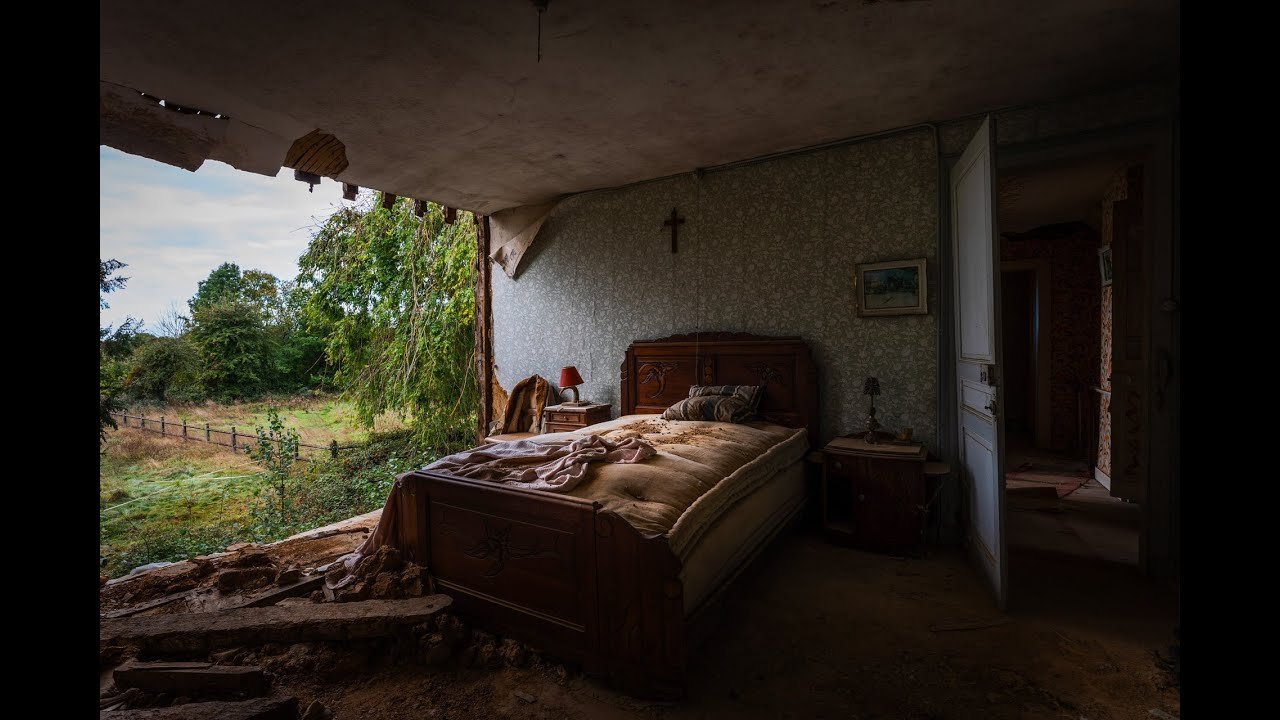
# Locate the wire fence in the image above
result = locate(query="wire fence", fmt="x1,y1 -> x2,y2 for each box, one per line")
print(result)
109,412 -> 357,461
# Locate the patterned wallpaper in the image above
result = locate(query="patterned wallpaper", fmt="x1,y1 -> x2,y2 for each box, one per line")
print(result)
493,129 -> 940,450
1096,167 -> 1134,478
1001,226 -> 1102,452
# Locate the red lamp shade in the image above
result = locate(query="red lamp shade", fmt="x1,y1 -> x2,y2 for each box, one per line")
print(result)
559,366 -> 585,388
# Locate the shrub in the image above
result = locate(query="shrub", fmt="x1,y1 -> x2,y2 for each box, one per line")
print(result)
124,336 -> 204,404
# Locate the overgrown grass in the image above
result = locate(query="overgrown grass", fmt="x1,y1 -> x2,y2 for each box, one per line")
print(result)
99,398 -> 455,579
120,394 -> 406,447
99,431 -> 265,577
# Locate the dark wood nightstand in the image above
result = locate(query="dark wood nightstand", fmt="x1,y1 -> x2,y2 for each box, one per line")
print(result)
821,435 -> 927,554
542,403 -> 611,433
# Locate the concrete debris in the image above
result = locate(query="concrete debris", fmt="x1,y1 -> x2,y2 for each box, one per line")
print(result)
326,546 -> 431,602
114,660 -> 269,697
276,567 -> 303,586
99,696 -> 298,719
500,638 -> 529,668
301,699 -> 334,720
102,595 -> 453,653
514,690 -> 536,703
216,567 -> 279,594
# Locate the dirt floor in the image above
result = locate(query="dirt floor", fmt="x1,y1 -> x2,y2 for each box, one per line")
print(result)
103,517 -> 1178,719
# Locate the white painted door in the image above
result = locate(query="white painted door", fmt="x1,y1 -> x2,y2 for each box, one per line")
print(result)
951,117 -> 1007,610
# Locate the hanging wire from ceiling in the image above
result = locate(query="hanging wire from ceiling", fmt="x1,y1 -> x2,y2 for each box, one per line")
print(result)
532,0 -> 549,62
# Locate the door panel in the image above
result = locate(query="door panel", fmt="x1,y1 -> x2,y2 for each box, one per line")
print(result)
1109,167 -> 1147,502
950,117 -> 1007,610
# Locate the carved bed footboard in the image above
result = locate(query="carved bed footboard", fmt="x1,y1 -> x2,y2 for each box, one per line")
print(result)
395,470 -> 687,695
383,332 -> 818,698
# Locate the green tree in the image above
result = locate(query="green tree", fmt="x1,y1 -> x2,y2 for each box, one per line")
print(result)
189,300 -> 273,401
123,336 -> 203,403
188,262 -> 245,313
101,258 -> 129,309
101,258 -> 131,442
247,409 -> 301,527
297,195 -> 476,453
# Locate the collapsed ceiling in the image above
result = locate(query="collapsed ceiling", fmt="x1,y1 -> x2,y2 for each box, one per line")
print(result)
100,0 -> 1179,216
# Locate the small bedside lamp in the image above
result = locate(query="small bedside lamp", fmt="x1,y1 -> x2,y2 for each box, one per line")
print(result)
863,376 -> 882,443
559,366 -> 587,406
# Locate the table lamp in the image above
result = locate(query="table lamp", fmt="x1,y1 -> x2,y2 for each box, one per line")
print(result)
559,366 -> 587,406
863,376 -> 881,443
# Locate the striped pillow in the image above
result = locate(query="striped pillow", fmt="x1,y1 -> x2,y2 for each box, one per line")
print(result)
688,384 -> 763,414
661,394 -> 754,423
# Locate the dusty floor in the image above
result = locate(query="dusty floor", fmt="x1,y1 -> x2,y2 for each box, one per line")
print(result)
256,530 -> 1178,720
102,499 -> 1177,720
1003,442 -> 1142,567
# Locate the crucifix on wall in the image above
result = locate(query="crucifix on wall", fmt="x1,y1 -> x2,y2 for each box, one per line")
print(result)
663,207 -> 685,254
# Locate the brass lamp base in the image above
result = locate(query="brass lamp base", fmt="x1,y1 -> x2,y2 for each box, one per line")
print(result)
864,403 -> 881,443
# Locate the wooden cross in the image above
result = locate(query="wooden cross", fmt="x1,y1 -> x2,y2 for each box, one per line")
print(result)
663,207 -> 685,254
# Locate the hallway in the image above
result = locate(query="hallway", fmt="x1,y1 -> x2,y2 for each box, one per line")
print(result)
1005,444 -> 1140,567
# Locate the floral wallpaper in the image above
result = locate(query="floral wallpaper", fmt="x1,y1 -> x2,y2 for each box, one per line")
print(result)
1001,225 -> 1102,453
1096,167 -> 1134,478
492,129 -> 941,450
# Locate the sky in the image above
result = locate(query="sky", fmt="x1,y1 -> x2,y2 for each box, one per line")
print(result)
99,146 -> 350,332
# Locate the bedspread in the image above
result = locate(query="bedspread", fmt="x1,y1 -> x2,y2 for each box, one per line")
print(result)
422,434 -> 656,491
557,416 -> 808,556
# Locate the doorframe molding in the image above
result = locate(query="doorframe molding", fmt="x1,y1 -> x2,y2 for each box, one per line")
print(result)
1000,259 -> 1052,450
941,115 -> 1178,580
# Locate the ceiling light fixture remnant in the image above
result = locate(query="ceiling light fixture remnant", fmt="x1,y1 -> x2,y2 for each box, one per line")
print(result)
532,0 -> 549,62
381,192 -> 397,209
342,183 -> 359,201
294,169 -> 321,192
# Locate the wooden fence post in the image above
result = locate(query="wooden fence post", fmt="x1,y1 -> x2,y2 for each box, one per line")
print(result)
330,440 -> 339,459
294,444 -> 300,460
160,416 -> 166,435
140,416 -> 145,430
205,423 -> 211,441
182,420 -> 187,438
231,427 -> 237,450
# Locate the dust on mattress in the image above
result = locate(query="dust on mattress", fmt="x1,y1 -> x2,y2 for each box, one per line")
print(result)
538,415 -> 808,559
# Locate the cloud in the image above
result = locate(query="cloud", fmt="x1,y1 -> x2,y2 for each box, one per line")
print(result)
99,147 -> 348,330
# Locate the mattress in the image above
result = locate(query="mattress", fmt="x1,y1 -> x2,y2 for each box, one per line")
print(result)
535,414 -> 808,559
678,458 -> 805,614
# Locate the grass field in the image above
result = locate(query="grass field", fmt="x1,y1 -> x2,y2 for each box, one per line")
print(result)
124,394 -> 406,446
100,396 -> 402,578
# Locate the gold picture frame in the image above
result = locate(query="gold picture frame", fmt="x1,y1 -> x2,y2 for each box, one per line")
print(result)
854,258 -> 928,316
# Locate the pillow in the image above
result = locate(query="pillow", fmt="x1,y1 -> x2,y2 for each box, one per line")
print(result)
661,394 -> 754,423
687,384 -> 764,414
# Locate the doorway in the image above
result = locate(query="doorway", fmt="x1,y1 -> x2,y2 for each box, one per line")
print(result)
945,115 -> 1177,616
995,150 -> 1142,573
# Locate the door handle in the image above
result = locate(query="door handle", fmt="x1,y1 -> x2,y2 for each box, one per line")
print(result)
985,392 -> 998,416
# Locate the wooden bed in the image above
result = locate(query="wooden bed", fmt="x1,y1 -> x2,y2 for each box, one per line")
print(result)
388,332 -> 818,697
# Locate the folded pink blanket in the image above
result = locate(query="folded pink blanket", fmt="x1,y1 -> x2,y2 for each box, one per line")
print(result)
423,434 -> 657,492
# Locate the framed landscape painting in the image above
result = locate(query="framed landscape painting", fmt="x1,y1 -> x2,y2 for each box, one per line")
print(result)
855,258 -> 927,316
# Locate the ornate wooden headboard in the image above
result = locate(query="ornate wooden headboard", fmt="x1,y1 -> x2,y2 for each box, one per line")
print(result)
620,332 -> 820,445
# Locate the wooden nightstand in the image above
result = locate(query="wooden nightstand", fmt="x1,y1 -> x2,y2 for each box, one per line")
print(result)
821,435 -> 927,554
542,403 -> 611,433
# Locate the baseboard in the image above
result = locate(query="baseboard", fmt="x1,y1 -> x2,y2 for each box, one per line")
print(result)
1094,467 -> 1111,490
